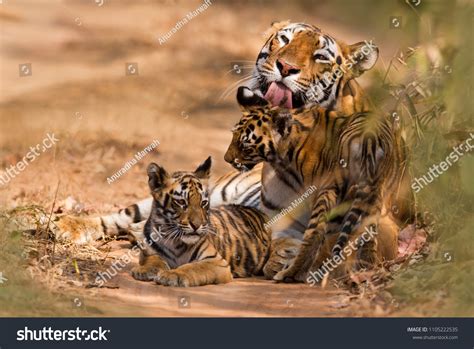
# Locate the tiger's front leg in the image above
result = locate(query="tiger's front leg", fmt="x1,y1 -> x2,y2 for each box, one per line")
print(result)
131,253 -> 170,281
155,256 -> 232,287
263,237 -> 302,279
274,189 -> 337,283
308,184 -> 383,282
354,226 -> 379,270
154,244 -> 233,287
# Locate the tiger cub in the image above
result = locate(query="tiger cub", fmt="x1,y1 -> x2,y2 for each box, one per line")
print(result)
224,87 -> 406,283
131,156 -> 271,287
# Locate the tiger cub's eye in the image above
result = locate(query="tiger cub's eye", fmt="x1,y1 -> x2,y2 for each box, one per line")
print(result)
174,199 -> 186,207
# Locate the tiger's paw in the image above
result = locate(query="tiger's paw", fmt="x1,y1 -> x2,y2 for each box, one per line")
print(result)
131,265 -> 158,281
54,215 -> 104,245
273,265 -> 307,283
263,258 -> 292,279
355,245 -> 378,271
154,270 -> 193,287
263,238 -> 301,279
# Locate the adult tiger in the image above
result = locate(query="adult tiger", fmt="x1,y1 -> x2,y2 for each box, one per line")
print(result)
246,21 -> 378,113
225,21 -> 414,278
225,87 -> 404,283
54,163 -> 263,245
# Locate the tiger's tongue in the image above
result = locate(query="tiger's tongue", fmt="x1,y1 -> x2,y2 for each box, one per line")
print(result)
264,82 -> 293,108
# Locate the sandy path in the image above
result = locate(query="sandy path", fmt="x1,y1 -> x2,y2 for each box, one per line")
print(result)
83,241 -> 352,317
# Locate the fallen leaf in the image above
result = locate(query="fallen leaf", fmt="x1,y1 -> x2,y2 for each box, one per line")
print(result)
398,224 -> 427,258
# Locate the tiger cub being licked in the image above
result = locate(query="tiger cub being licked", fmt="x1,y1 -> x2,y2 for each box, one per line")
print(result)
131,156 -> 271,287
225,87 -> 405,283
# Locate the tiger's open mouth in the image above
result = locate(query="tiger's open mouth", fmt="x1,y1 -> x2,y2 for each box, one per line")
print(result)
260,82 -> 305,109
232,159 -> 256,172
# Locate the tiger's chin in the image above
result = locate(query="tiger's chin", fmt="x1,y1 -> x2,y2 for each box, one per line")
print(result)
180,233 -> 204,245
237,163 -> 257,172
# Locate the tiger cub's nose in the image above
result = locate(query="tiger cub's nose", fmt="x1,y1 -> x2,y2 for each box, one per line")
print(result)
189,222 -> 200,232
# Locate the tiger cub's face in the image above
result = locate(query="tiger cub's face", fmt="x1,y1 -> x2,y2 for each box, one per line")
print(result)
147,157 -> 212,244
249,21 -> 379,109
224,87 -> 287,171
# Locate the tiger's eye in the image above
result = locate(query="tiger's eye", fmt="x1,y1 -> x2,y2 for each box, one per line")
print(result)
174,199 -> 186,207
280,35 -> 289,45
314,53 -> 329,61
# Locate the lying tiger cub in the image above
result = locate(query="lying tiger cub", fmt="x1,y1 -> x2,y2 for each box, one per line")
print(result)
131,156 -> 271,287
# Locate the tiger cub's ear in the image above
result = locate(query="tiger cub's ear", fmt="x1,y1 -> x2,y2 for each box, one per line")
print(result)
147,163 -> 169,191
194,156 -> 212,180
237,86 -> 268,108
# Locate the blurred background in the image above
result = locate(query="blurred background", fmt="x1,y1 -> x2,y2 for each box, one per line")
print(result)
0,0 -> 472,316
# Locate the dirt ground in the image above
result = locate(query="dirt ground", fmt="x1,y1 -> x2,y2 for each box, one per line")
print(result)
0,0 -> 420,317
67,240 -> 380,317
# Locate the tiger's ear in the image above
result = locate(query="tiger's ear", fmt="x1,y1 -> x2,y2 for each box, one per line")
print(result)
237,86 -> 269,108
347,41 -> 379,77
273,111 -> 292,137
194,156 -> 212,180
264,20 -> 290,37
147,162 -> 169,191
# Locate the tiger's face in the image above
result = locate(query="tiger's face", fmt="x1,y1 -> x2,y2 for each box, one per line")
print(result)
248,22 -> 378,109
147,157 -> 212,244
224,87 -> 287,171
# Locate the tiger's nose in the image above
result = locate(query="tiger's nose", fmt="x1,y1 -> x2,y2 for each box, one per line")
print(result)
276,59 -> 300,77
190,222 -> 200,232
224,150 -> 234,164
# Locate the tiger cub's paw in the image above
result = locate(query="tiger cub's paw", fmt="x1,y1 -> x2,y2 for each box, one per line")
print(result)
131,265 -> 159,281
154,270 -> 193,287
273,266 -> 308,283
263,238 -> 301,279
